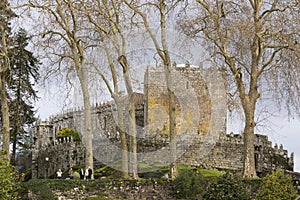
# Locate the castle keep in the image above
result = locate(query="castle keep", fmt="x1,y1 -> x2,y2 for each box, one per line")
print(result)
32,64 -> 294,179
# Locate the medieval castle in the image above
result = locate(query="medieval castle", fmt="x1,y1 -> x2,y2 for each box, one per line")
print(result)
32,64 -> 294,179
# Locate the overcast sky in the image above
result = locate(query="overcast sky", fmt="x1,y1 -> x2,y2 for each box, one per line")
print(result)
265,118 -> 300,172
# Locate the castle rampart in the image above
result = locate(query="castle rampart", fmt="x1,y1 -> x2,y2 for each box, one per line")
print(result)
32,65 -> 294,178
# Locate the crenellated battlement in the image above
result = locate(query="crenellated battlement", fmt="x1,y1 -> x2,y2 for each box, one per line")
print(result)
32,65 -> 294,179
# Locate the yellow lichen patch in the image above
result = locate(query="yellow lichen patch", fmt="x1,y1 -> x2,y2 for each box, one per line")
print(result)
198,122 -> 210,136
148,96 -> 169,133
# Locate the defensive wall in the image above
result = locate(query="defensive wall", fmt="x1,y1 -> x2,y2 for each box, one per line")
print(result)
32,64 -> 294,178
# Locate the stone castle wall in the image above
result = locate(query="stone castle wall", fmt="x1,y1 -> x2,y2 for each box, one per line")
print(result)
32,65 -> 294,178
32,95 -> 146,178
32,138 -> 86,179
179,133 -> 294,176
32,116 -> 294,178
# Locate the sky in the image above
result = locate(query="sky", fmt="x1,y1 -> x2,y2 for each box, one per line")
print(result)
264,118 -> 300,172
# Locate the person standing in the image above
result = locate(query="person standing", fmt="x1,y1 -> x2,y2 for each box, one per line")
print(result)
68,167 -> 74,179
85,167 -> 89,181
56,169 -> 63,179
88,166 -> 93,180
79,168 -> 84,180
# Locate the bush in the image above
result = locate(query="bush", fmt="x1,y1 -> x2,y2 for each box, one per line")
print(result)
57,128 -> 80,141
174,169 -> 206,199
203,173 -> 250,200
21,179 -> 57,200
255,168 -> 298,200
0,155 -> 20,199
21,179 -> 85,199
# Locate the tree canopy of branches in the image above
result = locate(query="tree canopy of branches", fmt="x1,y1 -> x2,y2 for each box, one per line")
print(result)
179,0 -> 300,177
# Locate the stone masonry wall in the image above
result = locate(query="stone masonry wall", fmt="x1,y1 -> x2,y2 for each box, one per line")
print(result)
33,138 -> 85,179
32,95 -> 145,178
144,64 -> 227,137
178,133 -> 294,176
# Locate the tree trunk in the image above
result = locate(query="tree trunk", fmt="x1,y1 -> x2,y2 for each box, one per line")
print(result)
0,26 -> 10,161
115,98 -> 129,178
165,65 -> 178,178
77,63 -> 94,179
0,73 -> 10,161
160,0 -> 177,178
125,76 -> 138,179
118,55 -> 138,179
243,126 -> 256,177
242,0 -> 261,178
242,103 -> 257,178
128,97 -> 138,179
10,130 -> 17,165
100,30 -> 129,178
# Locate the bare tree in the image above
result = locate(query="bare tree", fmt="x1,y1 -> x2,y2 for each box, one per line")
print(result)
24,0 -> 94,174
123,0 -> 185,178
80,0 -> 130,178
81,0 -> 139,178
179,0 -> 300,177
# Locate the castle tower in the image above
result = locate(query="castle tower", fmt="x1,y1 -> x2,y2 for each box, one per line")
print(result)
144,63 -> 227,137
31,120 -> 53,179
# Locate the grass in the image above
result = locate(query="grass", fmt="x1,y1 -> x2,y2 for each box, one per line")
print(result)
177,165 -> 223,177
93,162 -> 223,179
198,168 -> 223,177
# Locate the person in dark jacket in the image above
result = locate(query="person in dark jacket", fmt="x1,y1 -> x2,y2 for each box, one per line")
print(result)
79,168 -> 84,180
88,166 -> 93,180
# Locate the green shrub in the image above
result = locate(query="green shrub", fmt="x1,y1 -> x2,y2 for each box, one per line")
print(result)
57,128 -> 80,141
255,168 -> 298,200
73,171 -> 80,179
203,173 -> 250,200
21,179 -> 57,200
0,154 -> 20,200
174,169 -> 206,199
21,179 -> 88,199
